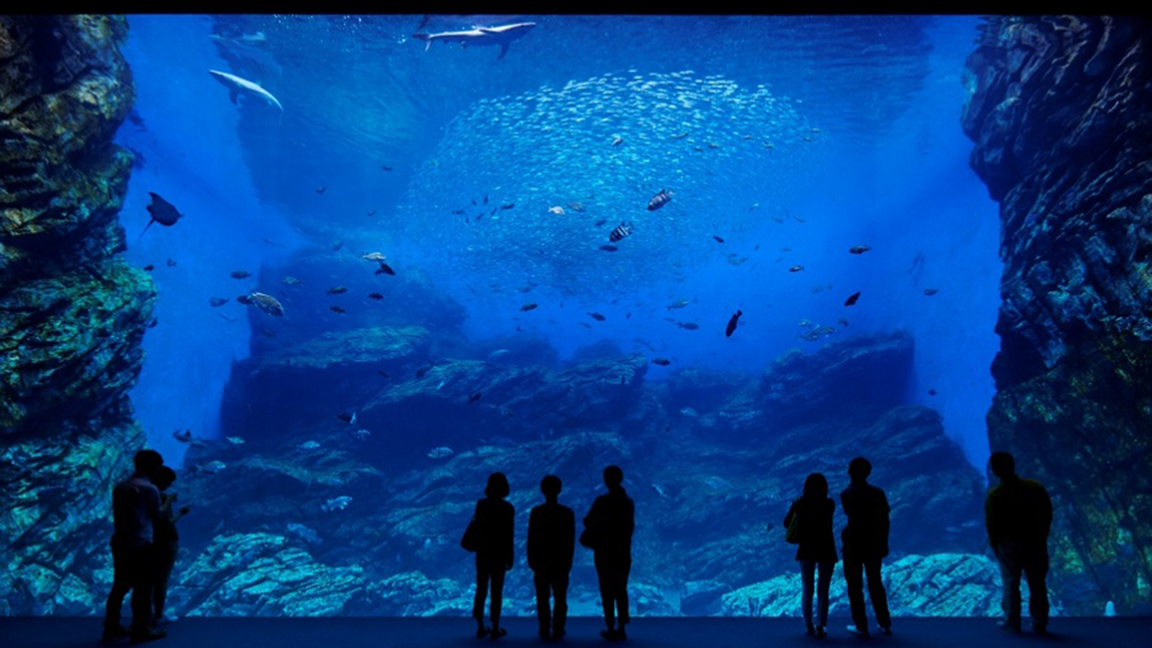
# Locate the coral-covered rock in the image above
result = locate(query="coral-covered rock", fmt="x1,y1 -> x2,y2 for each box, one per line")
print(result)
963,16 -> 1152,614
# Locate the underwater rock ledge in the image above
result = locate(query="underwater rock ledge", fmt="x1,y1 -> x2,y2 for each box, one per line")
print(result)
0,16 -> 153,615
963,15 -> 1152,615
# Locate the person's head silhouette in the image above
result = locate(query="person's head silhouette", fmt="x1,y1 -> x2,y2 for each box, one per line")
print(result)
133,449 -> 164,481
154,466 -> 176,492
603,465 -> 623,490
848,456 -> 871,483
485,472 -> 510,499
540,474 -> 562,501
989,451 -> 1016,480
803,472 -> 828,499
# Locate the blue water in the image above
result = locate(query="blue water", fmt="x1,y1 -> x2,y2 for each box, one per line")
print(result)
116,15 -> 998,470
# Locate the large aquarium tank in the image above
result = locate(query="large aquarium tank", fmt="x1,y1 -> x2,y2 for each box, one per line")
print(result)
1,14 -> 1149,622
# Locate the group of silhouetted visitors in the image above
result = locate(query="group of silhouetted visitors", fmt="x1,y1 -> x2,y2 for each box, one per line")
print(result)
103,450 -> 189,643
463,465 -> 634,641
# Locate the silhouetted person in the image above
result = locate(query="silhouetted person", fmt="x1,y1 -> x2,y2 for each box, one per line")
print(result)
529,475 -> 575,641
784,473 -> 838,638
583,465 -> 635,641
471,472 -> 514,640
152,466 -> 190,624
986,451 -> 1052,636
840,457 -> 891,638
103,449 -> 166,643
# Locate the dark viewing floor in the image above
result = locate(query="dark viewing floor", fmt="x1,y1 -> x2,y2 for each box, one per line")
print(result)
4,617 -> 1149,648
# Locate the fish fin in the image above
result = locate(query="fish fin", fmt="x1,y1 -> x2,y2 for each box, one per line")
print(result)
498,43 -> 508,59
424,39 -> 432,51
229,89 -> 239,105
138,217 -> 156,241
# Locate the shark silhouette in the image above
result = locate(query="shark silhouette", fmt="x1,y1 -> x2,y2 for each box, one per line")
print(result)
412,22 -> 536,60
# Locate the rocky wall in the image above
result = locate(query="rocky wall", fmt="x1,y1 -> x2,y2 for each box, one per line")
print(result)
962,15 -> 1152,614
0,15 -> 153,614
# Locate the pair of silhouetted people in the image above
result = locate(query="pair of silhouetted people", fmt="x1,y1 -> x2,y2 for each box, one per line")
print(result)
986,451 -> 1052,636
467,465 -> 634,642
784,457 -> 890,639
104,450 -> 190,644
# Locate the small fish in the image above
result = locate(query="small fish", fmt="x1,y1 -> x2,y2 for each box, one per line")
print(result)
652,358 -> 671,366
599,244 -> 619,252
351,429 -> 372,440
713,235 -> 725,243
849,245 -> 872,254
143,264 -> 155,271
381,165 -> 392,172
367,210 -> 376,217
678,322 -> 700,330
548,206 -> 565,215
667,299 -> 689,310
298,440 -> 321,451
594,219 -> 608,227
283,276 -> 302,285
612,135 -> 623,146
248,292 -> 285,316
226,436 -> 245,445
789,265 -> 804,273
316,186 -> 327,194
924,288 -> 939,296
580,322 -> 592,328
520,303 -> 538,312
321,496 -> 352,512
141,192 -> 184,238
368,292 -> 384,300
198,460 -> 226,474
726,309 -> 742,337
331,240 -> 343,251
330,305 -> 345,313
326,286 -> 348,295
500,203 -> 515,210
209,297 -> 229,307
452,209 -> 465,215
172,429 -> 194,443
845,291 -> 861,306
468,392 -> 482,404
838,318 -> 849,327
928,389 -> 938,396
377,370 -> 389,379
230,270 -> 251,279
609,222 -> 633,243
671,132 -> 688,140
588,312 -> 606,321
375,262 -> 396,276
488,349 -> 511,360
336,412 -> 356,425
647,188 -> 674,211
166,258 -> 177,267
427,446 -> 454,459
147,317 -> 159,328
568,202 -> 585,212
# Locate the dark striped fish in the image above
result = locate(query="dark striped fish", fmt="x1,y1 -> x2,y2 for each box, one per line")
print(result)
647,188 -> 674,211
609,222 -> 633,243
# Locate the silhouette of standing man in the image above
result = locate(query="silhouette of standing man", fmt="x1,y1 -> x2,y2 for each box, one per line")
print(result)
840,457 -> 892,638
103,449 -> 166,643
471,472 -> 514,640
583,465 -> 635,641
986,451 -> 1052,636
528,474 -> 575,641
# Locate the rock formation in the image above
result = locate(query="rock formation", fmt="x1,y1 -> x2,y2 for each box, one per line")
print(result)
0,16 -> 153,614
963,15 -> 1152,615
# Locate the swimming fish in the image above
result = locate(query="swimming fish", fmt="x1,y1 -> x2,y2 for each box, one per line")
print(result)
321,496 -> 352,512
667,299 -> 689,310
594,219 -> 608,227
411,22 -> 537,60
209,297 -> 229,307
647,189 -> 674,211
143,264 -> 154,271
427,446 -> 454,459
283,276 -> 302,285
166,259 -> 177,267
599,244 -> 619,252
609,222 -> 633,243
468,392 -> 483,404
337,412 -> 357,425
298,440 -> 321,451
315,186 -> 327,194
789,265 -> 804,273
326,286 -> 348,295
368,292 -> 384,300
652,358 -> 671,366
500,203 -> 515,210
520,303 -> 538,312
612,135 -> 623,146
713,235 -> 725,243
248,292 -> 285,316
726,309 -> 742,337
375,262 -> 396,276
588,312 -> 606,321
330,305 -> 345,314
141,192 -> 184,238
678,322 -> 700,330
845,291 -> 861,306
924,288 -> 939,296
331,240 -> 344,251
362,252 -> 387,262
849,245 -> 872,254
548,206 -> 565,215
230,270 -> 251,279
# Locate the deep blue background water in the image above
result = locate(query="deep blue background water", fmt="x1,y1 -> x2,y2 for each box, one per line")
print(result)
114,15 -> 999,471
